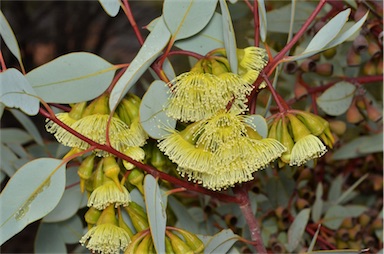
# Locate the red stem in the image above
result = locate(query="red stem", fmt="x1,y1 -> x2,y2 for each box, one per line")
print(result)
234,185 -> 267,254
0,50 -> 6,71
121,0 -> 144,45
39,106 -> 240,204
253,0 -> 260,47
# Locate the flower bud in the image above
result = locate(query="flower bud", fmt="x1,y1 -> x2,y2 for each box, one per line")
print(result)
122,146 -> 145,170
294,81 -> 307,99
78,155 -> 95,192
295,198 -> 310,210
363,60 -> 377,76
347,47 -> 362,66
124,230 -> 149,254
366,103 -> 382,122
89,159 -> 105,192
336,239 -> 349,249
68,102 -> 87,120
166,231 -> 194,254
165,236 -> 176,254
150,146 -> 168,169
284,61 -> 299,74
346,101 -> 364,124
92,94 -> 110,115
63,147 -> 83,160
171,228 -> 204,253
348,224 -> 362,240
329,120 -> 346,136
340,217 -> 354,229
358,213 -> 372,227
135,234 -> 152,253
353,35 -> 369,54
127,168 -> 144,194
354,3 -> 368,21
120,97 -> 140,123
336,228 -> 350,241
322,47 -> 337,59
279,119 -> 294,164
125,202 -> 149,232
275,206 -> 289,220
84,207 -> 102,227
368,41 -> 382,59
315,63 -> 333,76
348,240 -> 362,249
295,111 -> 326,136
118,210 -> 134,238
103,156 -> 121,189
300,59 -> 317,72
211,58 -> 230,76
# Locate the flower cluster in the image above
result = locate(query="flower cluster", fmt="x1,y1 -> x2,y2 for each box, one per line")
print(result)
165,47 -> 268,122
268,110 -> 334,167
46,93 -> 147,157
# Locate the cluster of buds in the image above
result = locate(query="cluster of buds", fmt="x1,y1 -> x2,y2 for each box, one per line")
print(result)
126,227 -> 204,254
268,110 -> 334,167
346,95 -> 382,124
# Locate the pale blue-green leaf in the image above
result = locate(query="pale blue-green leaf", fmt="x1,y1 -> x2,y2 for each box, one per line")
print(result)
327,174 -> 344,202
304,9 -> 350,53
219,0 -> 238,73
98,0 -> 120,17
175,12 -> 224,55
204,229 -> 240,254
43,168 -> 83,222
312,183 -> 323,222
317,81 -> 356,116
342,205 -> 367,217
244,114 -> 268,138
266,2 -> 321,33
34,222 -> 67,253
10,109 -> 44,145
1,128 -> 33,144
140,80 -> 176,139
323,12 -> 368,49
307,225 -> 321,253
144,174 -> 166,254
0,143 -> 18,177
58,215 -> 83,244
168,196 -> 199,233
163,0 -> 217,41
0,158 -> 66,245
0,11 -> 24,70
333,133 -> 383,160
0,68 -> 39,115
322,205 -> 361,230
26,52 -> 116,104
285,208 -> 310,252
130,188 -> 146,210
258,0 -> 267,42
109,18 -> 171,110
336,174 -> 368,205
6,143 -> 29,159
261,217 -> 278,246
187,207 -> 206,223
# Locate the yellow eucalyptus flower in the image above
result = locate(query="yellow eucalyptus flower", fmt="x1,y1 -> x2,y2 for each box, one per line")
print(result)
88,179 -> 131,210
80,205 -> 131,254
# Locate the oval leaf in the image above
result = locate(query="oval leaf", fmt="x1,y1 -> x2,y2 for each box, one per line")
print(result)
34,222 -> 67,253
26,52 -> 116,104
109,17 -> 171,110
0,68 -> 39,115
144,174 -> 166,254
98,0 -> 120,17
285,208 -> 310,252
175,12 -> 225,55
304,9 -> 350,54
203,229 -> 240,254
42,168 -> 83,223
322,205 -> 348,230
140,80 -> 176,139
219,0 -> 238,73
163,0 -> 218,41
317,81 -> 356,116
58,215 -> 84,244
0,158 -> 66,245
258,0 -> 267,42
244,114 -> 268,138
0,11 -> 24,71
10,109 -> 44,146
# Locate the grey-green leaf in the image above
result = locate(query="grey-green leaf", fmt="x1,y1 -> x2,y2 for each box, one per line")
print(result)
285,208 -> 310,252
0,11 -> 24,71
175,12 -> 225,55
317,81 -> 356,116
98,0 -> 120,17
244,114 -> 268,138
0,68 -> 39,116
258,0 -> 267,42
10,109 -> 44,146
144,174 -> 166,254
34,222 -> 67,253
58,215 -> 84,244
163,0 -> 218,41
332,133 -> 383,160
26,52 -> 116,104
140,80 -> 176,139
109,17 -> 171,110
219,0 -> 238,73
203,229 -> 240,254
312,183 -> 323,222
0,158 -> 66,245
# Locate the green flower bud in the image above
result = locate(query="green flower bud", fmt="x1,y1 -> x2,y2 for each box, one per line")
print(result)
125,202 -> 149,232
171,228 -> 204,253
135,234 -> 152,253
166,231 -> 194,254
118,210 -> 134,238
84,207 -> 102,227
78,155 -> 95,193
103,156 -> 121,189
165,236 -> 176,254
127,168 -> 144,194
